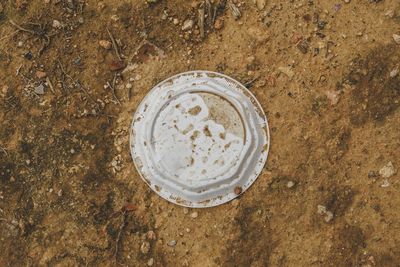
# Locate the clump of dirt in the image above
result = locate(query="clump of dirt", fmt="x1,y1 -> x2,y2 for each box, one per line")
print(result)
322,186 -> 355,220
221,203 -> 274,267
346,44 -> 400,126
327,223 -> 366,266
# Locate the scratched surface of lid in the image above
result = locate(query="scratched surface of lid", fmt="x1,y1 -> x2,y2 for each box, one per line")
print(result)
130,71 -> 270,207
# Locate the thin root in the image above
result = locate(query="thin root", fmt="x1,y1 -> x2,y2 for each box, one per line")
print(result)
107,28 -> 122,61
107,74 -> 121,105
0,146 -> 8,156
114,210 -> 128,262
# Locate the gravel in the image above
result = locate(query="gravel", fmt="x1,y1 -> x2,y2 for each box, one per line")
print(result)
147,258 -> 154,266
99,40 -> 112,50
317,205 -> 334,222
287,181 -> 295,188
317,205 -> 327,215
34,84 -> 45,95
140,241 -> 151,254
167,240 -> 177,247
52,20 -> 62,29
389,68 -> 399,78
381,179 -> 390,188
379,161 -> 396,178
182,20 -> 194,31
393,34 -> 400,44
146,230 -> 156,240
324,211 -> 334,222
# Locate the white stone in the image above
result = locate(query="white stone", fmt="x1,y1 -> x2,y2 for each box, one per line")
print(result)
182,20 -> 194,31
52,20 -> 62,29
379,161 -> 396,178
393,34 -> 400,44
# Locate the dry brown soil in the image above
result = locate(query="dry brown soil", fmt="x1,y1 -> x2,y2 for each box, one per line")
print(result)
0,0 -> 399,266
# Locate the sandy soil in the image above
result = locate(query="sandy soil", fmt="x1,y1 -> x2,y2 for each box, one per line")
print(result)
0,0 -> 399,266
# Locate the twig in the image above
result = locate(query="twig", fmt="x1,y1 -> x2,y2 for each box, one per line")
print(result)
16,64 -> 23,76
57,59 -> 72,80
0,146 -> 7,156
107,28 -> 122,61
9,20 -> 36,35
0,30 -> 19,42
205,0 -> 212,26
128,84 -> 132,101
228,1 -> 241,20
57,59 -> 72,93
38,35 -> 51,56
114,210 -> 127,262
245,77 -> 259,88
76,81 -> 100,108
198,8 -> 205,38
46,77 -> 55,94
107,74 -> 121,105
9,20 -> 53,55
129,40 -> 165,63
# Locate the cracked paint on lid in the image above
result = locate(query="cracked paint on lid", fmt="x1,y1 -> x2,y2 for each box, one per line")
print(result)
130,71 -> 270,207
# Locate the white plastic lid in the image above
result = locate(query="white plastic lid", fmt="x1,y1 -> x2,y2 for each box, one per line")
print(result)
130,71 -> 269,207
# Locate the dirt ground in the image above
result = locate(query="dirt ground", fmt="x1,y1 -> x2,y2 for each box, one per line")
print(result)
0,0 -> 399,266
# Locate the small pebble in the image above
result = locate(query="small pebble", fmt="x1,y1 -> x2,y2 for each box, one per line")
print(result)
167,240 -> 177,247
146,230 -> 156,240
147,258 -> 154,266
99,40 -> 112,50
344,0 -> 350,3
190,211 -> 198,219
182,19 -> 194,31
255,0 -> 266,10
393,34 -> 400,44
385,10 -> 395,18
161,11 -> 168,20
317,205 -> 327,215
125,83 -> 133,89
173,18 -> 179,25
36,71 -> 47,79
381,179 -> 390,188
34,84 -> 45,95
183,208 -> 189,214
214,18 -> 224,30
140,241 -> 151,254
324,211 -> 334,222
52,20 -> 62,29
389,68 -> 399,78
379,161 -> 396,178
287,181 -> 295,188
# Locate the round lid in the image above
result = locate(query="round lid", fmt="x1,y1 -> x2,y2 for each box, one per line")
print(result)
130,71 -> 269,207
